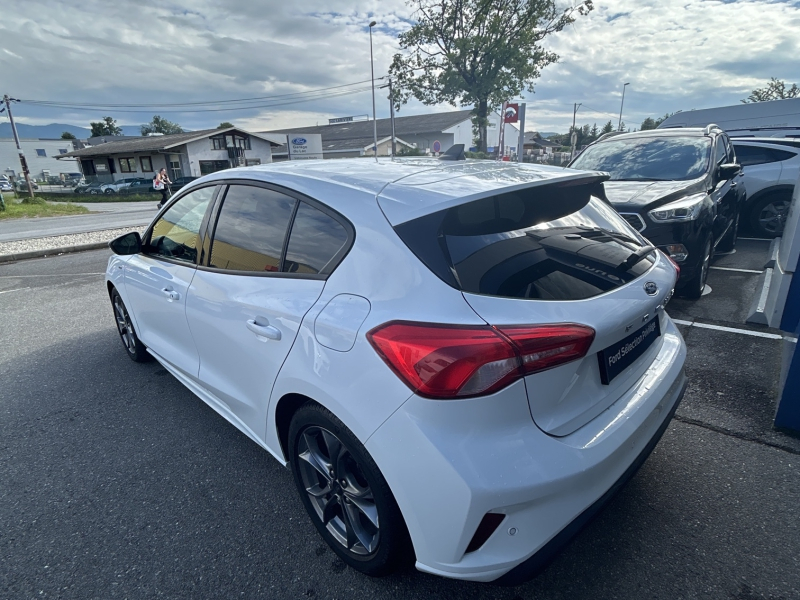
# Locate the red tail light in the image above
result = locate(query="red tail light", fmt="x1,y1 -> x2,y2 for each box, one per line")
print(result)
366,321 -> 595,399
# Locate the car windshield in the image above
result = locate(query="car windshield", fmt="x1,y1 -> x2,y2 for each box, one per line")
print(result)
571,136 -> 711,181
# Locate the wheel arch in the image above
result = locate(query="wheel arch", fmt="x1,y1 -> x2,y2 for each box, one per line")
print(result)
274,392 -> 316,463
745,184 -> 794,208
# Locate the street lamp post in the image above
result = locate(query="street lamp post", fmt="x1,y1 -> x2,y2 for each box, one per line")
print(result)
369,21 -> 378,159
618,82 -> 630,132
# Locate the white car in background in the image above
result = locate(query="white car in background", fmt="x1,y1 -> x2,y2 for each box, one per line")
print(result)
105,157 -> 687,583
731,138 -> 800,237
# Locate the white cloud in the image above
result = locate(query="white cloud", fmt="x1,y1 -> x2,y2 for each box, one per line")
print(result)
0,0 -> 797,134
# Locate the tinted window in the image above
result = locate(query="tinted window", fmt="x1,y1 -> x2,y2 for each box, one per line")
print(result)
210,185 -> 296,272
284,202 -> 349,275
571,136 -> 711,181
714,138 -> 727,165
396,184 -> 655,301
148,186 -> 215,263
734,145 -> 796,166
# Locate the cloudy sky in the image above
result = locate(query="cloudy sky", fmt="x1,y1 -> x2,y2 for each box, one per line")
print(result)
0,0 -> 798,135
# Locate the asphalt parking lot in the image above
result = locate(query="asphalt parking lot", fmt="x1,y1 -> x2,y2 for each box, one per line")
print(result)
1,243 -> 798,600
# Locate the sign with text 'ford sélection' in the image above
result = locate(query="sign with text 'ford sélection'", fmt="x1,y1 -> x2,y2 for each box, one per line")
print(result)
287,133 -> 323,160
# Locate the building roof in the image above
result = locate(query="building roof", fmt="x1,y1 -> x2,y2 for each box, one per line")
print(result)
272,135 -> 416,155
58,127 -> 280,158
523,132 -> 561,147
261,109 -> 476,142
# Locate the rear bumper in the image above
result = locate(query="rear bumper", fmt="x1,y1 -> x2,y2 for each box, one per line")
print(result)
366,319 -> 687,582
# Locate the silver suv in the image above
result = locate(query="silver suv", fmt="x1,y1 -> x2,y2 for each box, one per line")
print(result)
731,138 -> 800,237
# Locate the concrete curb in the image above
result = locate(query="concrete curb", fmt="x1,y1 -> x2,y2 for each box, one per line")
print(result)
0,241 -> 109,264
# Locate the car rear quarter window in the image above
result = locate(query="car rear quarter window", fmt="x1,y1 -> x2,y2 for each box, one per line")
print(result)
284,202 -> 349,275
147,186 -> 215,263
209,185 -> 296,272
734,145 -> 796,166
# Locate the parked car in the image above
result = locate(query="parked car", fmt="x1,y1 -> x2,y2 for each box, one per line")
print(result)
15,179 -> 39,191
100,177 -> 148,194
0,179 -> 12,192
76,181 -> 106,195
730,138 -> 800,237
124,179 -> 158,194
570,126 -> 745,298
106,159 -> 687,583
168,176 -> 198,192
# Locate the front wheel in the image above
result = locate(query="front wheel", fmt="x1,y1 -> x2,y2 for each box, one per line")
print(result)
749,192 -> 791,238
104,189 -> 115,195
680,238 -> 712,299
288,404 -> 412,577
111,289 -> 152,362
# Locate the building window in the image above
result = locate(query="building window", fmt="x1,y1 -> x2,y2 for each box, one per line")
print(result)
245,159 -> 261,166
59,149 -> 68,154
236,137 -> 251,150
36,149 -> 46,157
140,156 -> 153,172
212,137 -> 226,150
199,160 -> 230,175
119,158 -> 137,173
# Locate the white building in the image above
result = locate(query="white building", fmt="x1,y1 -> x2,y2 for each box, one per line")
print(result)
0,138 -> 80,181
59,127 -> 279,182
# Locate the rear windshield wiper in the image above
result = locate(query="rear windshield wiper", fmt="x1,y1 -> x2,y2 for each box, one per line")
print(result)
618,245 -> 655,270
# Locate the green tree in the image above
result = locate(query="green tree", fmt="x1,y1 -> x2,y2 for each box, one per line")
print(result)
89,116 -> 122,137
589,122 -> 598,141
141,115 -> 184,136
218,122 -> 234,129
389,0 -> 593,152
742,78 -> 800,103
601,120 -> 614,134
640,117 -> 657,130
60,131 -> 77,140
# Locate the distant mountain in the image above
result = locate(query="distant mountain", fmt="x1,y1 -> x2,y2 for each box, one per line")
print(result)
539,132 -> 559,139
0,123 -> 142,139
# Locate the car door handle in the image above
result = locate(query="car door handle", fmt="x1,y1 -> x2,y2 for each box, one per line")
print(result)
246,319 -> 281,341
161,288 -> 180,302
730,182 -> 737,188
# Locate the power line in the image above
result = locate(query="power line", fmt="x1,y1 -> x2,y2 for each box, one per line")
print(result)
20,79 -> 379,109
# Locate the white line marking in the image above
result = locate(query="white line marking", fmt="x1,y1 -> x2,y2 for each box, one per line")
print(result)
738,237 -> 772,242
0,287 -> 30,295
709,266 -> 763,274
0,273 -> 105,278
672,318 -> 794,341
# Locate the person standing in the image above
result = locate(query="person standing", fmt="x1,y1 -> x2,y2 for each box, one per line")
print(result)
154,168 -> 172,208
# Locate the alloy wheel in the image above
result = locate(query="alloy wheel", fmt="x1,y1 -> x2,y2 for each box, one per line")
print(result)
113,296 -> 136,355
296,426 -> 380,555
758,199 -> 790,236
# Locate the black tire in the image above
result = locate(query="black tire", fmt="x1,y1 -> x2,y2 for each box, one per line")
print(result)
716,213 -> 739,253
104,189 -> 115,195
288,403 -> 412,577
748,192 -> 792,238
680,237 -> 712,299
110,288 -> 152,362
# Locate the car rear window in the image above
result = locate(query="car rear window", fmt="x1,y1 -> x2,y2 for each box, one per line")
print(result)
394,180 -> 656,301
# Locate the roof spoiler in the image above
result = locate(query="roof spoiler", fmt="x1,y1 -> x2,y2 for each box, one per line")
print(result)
439,144 -> 466,161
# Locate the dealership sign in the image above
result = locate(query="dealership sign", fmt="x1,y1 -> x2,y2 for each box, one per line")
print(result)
287,133 -> 323,160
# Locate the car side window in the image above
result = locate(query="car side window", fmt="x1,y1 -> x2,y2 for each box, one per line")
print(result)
209,185 -> 296,272
714,138 -> 727,166
735,145 -> 796,166
284,202 -> 349,275
723,136 -> 735,164
147,186 -> 215,264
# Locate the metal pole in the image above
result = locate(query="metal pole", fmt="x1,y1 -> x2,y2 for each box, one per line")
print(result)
570,102 -> 581,160
369,21 -> 378,159
4,95 -> 35,200
388,78 -> 396,158
517,103 -> 526,162
618,82 -> 630,131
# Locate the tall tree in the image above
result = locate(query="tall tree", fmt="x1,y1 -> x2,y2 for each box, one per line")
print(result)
640,117 -> 657,130
60,131 -> 77,139
218,122 -> 234,129
89,117 -> 122,137
141,115 -> 184,136
742,78 -> 799,103
601,120 -> 614,134
390,0 -> 593,152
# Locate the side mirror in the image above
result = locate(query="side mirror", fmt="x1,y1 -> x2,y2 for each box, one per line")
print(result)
109,231 -> 142,255
718,163 -> 741,181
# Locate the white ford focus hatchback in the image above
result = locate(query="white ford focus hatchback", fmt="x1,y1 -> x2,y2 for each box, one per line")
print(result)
106,157 -> 687,583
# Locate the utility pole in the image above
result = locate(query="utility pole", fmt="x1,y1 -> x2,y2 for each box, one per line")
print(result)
380,79 -> 397,157
570,102 -> 582,160
368,21 -> 378,159
517,103 -> 526,163
618,82 -> 630,132
3,95 -> 35,201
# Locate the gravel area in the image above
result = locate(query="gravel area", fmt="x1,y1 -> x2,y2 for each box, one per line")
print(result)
0,227 -> 142,256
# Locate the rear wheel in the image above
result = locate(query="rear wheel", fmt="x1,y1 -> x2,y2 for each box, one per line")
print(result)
681,237 -> 712,299
111,289 -> 152,362
749,192 -> 791,238
288,403 -> 412,577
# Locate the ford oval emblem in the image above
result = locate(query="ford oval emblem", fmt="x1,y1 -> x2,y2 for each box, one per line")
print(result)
644,281 -> 658,296
291,137 -> 307,145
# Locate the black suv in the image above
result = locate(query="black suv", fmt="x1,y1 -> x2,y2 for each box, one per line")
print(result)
569,127 -> 745,298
